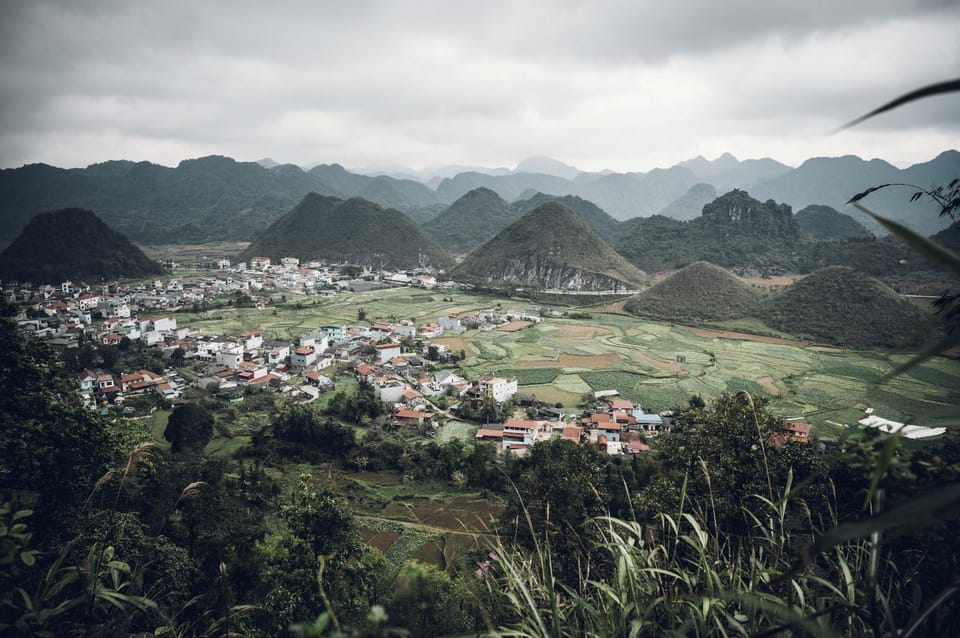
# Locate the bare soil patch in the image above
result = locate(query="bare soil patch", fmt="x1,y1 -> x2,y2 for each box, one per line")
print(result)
413,539 -> 446,568
631,351 -> 684,375
496,320 -> 534,332
757,376 -> 780,395
684,326 -> 811,348
383,496 -> 502,532
557,353 -> 621,367
557,324 -> 612,337
739,275 -> 802,288
431,336 -> 469,353
590,300 -> 632,315
360,528 -> 401,553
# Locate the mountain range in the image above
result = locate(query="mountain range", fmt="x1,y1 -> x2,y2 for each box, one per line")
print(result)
1,150 -> 956,246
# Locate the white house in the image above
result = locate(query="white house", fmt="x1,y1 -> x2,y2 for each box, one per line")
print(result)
268,345 -> 291,366
217,343 -> 244,370
241,331 -> 263,352
300,332 -> 329,354
291,346 -> 317,368
139,316 -> 177,333
438,315 -> 462,332
375,342 -> 401,364
419,322 -> 443,338
479,375 -> 518,403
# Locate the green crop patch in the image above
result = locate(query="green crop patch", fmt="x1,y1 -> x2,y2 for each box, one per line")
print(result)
495,367 -> 563,385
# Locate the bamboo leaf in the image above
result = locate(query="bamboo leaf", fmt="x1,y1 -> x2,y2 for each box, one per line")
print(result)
851,203 -> 960,278
813,483 -> 960,555
838,78 -> 960,130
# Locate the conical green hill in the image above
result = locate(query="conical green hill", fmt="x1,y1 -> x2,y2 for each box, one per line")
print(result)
241,193 -> 453,270
624,261 -> 759,322
762,266 -> 927,348
0,208 -> 163,283
451,201 -> 645,290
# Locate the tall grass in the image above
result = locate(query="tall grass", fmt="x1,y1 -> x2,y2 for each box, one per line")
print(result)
483,469 -> 953,637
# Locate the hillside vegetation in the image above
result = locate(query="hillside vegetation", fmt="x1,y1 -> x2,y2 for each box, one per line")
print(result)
0,208 -> 164,283
240,194 -> 454,270
511,192 -> 625,242
423,187 -> 519,253
762,266 -> 928,348
618,189 -> 915,277
794,204 -> 872,240
624,261 -> 760,322
452,201 -> 646,290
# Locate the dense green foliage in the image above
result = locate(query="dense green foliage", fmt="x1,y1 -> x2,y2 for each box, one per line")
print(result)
240,193 -> 454,270
624,261 -> 760,322
0,302 -> 119,539
164,403 -> 215,454
617,189 -> 806,274
762,266 -> 928,347
424,187 -> 520,253
511,192 -> 625,242
0,208 -> 164,284
617,189 -> 917,276
794,203 -> 872,240
452,201 -> 646,290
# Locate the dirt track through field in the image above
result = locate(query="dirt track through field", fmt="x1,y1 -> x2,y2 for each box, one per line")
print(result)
683,326 -> 813,348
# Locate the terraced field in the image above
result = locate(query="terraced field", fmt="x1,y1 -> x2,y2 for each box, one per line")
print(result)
177,287 -> 960,440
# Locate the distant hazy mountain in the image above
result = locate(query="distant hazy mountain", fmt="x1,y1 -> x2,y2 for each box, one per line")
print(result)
658,183 -> 717,221
678,153 -> 793,191
514,156 -> 582,180
435,171 -> 572,204
752,150 -> 960,236
794,205 -> 871,240
0,156 -> 442,244
425,188 -> 519,253
240,194 -> 453,270
2,151 -> 954,249
256,157 -> 281,169
0,208 -> 164,283
452,201 -> 645,291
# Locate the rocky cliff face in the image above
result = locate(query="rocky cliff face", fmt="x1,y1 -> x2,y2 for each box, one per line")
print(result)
479,256 -> 636,291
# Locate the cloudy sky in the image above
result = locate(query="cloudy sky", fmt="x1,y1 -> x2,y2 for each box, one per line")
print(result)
1,0 -> 958,174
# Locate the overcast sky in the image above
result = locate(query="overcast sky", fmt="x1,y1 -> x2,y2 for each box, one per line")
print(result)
1,0 -> 958,174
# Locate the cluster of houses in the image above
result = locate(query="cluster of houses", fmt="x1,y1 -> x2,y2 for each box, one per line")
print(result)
3,267 -> 816,458
475,397 -> 672,456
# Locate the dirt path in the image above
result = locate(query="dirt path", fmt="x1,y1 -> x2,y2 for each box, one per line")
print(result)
356,514 -> 494,536
682,326 -> 814,348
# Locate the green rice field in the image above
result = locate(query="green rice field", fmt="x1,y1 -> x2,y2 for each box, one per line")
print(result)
176,287 -> 960,440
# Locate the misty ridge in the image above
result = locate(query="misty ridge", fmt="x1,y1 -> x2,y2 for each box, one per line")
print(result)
1,149 -> 957,247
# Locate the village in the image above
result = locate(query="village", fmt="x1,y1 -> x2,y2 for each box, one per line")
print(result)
2,255 -> 712,457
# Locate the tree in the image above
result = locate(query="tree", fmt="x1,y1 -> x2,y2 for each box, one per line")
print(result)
635,393 -> 828,535
164,403 -> 215,454
170,347 -> 186,368
500,439 -> 609,582
0,302 -> 118,539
